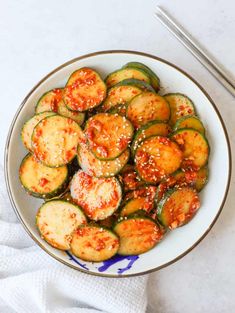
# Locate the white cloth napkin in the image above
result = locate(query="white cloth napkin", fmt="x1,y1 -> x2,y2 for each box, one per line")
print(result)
0,165 -> 148,313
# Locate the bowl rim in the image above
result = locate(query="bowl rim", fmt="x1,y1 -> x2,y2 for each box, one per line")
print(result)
4,50 -> 232,278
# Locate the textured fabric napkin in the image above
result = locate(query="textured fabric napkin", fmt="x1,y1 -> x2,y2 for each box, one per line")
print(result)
0,165 -> 148,313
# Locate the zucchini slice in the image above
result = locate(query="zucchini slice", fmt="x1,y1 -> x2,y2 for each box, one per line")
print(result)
135,136 -> 182,183
19,154 -> 69,199
164,93 -> 195,126
124,186 -> 157,218
115,78 -> 155,92
36,88 -> 63,113
119,164 -> 145,191
32,115 -> 84,167
49,189 -> 75,203
77,144 -> 130,178
155,176 -> 181,204
70,170 -> 122,220
155,166 -> 209,204
21,112 -> 55,152
114,216 -> 163,255
63,68 -> 106,112
194,167 -> 209,191
120,197 -> 153,217
174,115 -> 205,134
127,92 -> 170,129
70,225 -> 119,262
157,187 -> 200,229
57,101 -> 85,125
123,62 -> 160,91
155,174 -> 190,205
100,85 -> 142,113
62,191 -> 75,202
107,103 -> 127,116
155,182 -> 168,205
85,113 -> 134,160
36,200 -> 87,250
171,128 -> 209,169
105,68 -> 150,88
131,121 -> 171,156
173,167 -> 209,192
36,88 -> 85,125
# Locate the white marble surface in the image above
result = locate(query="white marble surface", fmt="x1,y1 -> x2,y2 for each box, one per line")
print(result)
0,0 -> 235,312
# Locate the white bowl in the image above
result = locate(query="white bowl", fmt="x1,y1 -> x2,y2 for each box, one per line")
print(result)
4,51 -> 231,277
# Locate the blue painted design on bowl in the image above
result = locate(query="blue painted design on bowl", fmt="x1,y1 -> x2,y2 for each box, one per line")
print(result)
98,254 -> 139,274
66,251 -> 89,270
66,251 -> 139,274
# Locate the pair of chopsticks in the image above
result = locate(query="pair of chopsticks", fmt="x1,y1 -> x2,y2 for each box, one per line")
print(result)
155,6 -> 235,97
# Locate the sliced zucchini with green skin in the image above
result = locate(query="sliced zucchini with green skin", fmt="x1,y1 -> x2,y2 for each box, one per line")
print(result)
127,92 -> 170,129
77,144 -> 130,178
120,197 -> 153,217
157,187 -> 200,229
155,174 -> 190,206
32,115 -> 84,167
155,166 -> 208,204
195,167 -> 209,191
118,164 -> 145,191
174,115 -> 205,134
123,62 -> 160,91
70,170 -> 122,221
19,154 -> 69,199
164,93 -> 195,126
115,78 -> 155,92
61,191 -> 75,202
100,85 -> 142,113
172,170 -> 188,184
131,121 -> 171,156
36,88 -> 63,113
114,216 -> 163,255
47,189 -> 74,203
70,224 -> 119,262
173,167 -> 209,192
36,88 -> 86,125
36,200 -> 87,250
85,113 -> 134,160
105,68 -> 151,88
107,103 -> 127,116
155,181 -> 172,205
171,128 -> 209,169
135,136 -> 182,184
57,100 -> 85,125
155,173 -> 186,204
63,68 -> 107,112
21,112 -> 55,152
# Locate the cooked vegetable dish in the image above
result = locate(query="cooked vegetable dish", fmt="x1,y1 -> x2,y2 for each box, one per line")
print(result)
19,63 -> 209,262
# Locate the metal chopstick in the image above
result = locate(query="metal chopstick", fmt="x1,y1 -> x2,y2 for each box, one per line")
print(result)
155,6 -> 235,97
